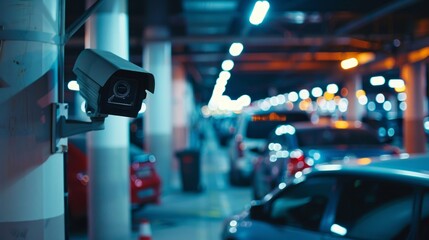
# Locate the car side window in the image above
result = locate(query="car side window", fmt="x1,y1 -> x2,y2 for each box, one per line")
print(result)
269,177 -> 336,231
332,177 -> 414,239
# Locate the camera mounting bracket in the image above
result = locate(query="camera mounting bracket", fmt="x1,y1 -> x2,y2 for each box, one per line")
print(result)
51,103 -> 105,153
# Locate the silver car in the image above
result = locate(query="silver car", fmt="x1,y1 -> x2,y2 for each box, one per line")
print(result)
252,121 -> 401,199
228,109 -> 310,185
222,154 -> 429,240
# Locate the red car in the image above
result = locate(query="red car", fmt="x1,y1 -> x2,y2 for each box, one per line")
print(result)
67,137 -> 161,219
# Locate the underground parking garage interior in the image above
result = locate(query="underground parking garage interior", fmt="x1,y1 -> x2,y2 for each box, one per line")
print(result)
1,0 -> 429,239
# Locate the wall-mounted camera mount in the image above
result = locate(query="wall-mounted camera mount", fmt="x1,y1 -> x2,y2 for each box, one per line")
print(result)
51,103 -> 106,153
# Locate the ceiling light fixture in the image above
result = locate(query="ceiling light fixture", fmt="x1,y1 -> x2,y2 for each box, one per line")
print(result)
219,71 -> 231,81
249,1 -> 270,25
370,76 -> 385,86
229,42 -> 244,56
341,58 -> 358,70
388,79 -> 405,88
222,60 -> 234,71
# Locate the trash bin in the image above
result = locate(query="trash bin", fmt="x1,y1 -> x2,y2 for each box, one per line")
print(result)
176,148 -> 202,192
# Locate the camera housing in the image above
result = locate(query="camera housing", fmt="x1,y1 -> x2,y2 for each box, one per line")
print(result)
73,49 -> 155,118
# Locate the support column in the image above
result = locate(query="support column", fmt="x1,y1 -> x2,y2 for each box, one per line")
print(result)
85,1 -> 131,239
0,0 -> 64,239
402,62 -> 427,154
172,63 -> 189,189
143,27 -> 173,193
346,74 -> 365,121
173,63 -> 191,151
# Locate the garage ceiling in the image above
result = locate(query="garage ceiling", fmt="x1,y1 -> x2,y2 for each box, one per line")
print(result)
65,0 -> 429,105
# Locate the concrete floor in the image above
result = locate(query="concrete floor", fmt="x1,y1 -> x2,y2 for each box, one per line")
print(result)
70,119 -> 252,240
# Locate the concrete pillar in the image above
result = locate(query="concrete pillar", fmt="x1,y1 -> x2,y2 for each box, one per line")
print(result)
143,27 -> 173,192
402,62 -> 427,153
0,0 -> 64,239
173,63 -> 191,151
346,74 -> 365,121
85,0 -> 131,239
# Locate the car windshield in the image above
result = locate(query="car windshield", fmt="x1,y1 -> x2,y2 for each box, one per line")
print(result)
246,112 -> 310,139
296,128 -> 381,147
246,121 -> 289,139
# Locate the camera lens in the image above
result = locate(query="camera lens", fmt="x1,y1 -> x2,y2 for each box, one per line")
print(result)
113,80 -> 130,98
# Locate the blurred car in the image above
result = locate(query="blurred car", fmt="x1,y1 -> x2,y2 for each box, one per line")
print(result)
361,114 -> 403,144
213,114 -> 238,146
252,121 -> 401,199
222,154 -> 429,240
228,109 -> 311,185
67,137 -> 161,219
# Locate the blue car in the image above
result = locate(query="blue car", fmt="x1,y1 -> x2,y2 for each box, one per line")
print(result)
222,154 -> 429,240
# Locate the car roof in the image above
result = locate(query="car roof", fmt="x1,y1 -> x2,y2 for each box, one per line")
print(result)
286,120 -> 368,131
309,154 -> 429,187
251,109 -> 309,116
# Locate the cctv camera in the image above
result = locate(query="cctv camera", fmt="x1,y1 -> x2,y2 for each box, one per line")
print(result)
73,49 -> 155,118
